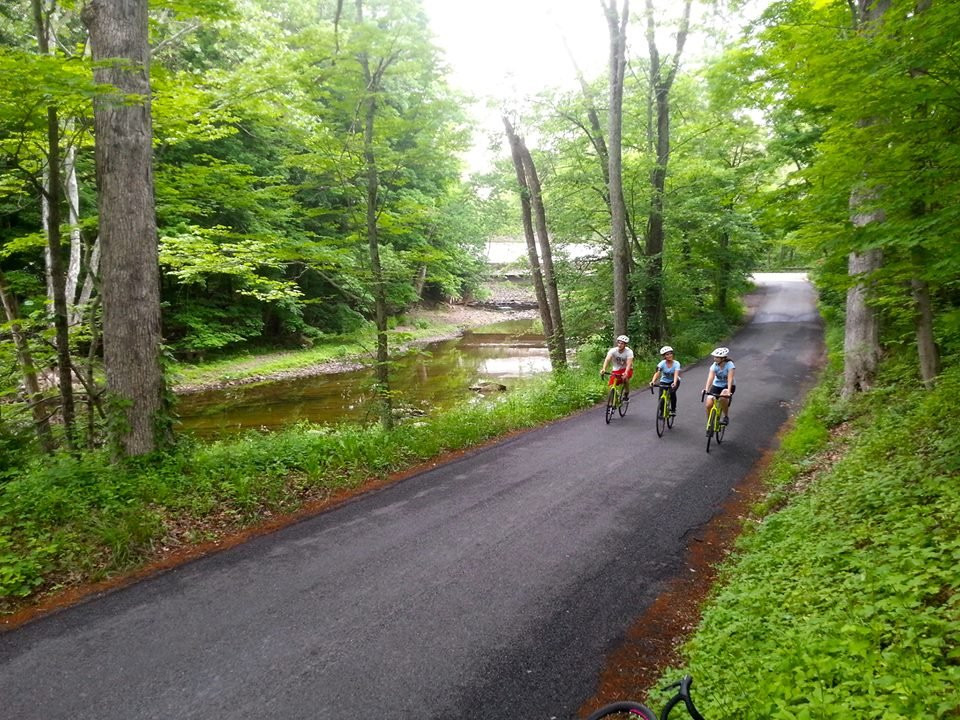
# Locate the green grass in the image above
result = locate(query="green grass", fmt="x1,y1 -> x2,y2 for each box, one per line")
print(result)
0,366 -> 604,608
654,362 -> 960,719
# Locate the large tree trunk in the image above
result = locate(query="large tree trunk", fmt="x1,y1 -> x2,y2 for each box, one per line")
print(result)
841,0 -> 890,398
0,272 -> 55,452
518,142 -> 566,369
604,0 -> 630,337
503,117 -> 554,345
82,0 -> 168,456
642,0 -> 692,345
33,0 -> 76,449
842,247 -> 882,396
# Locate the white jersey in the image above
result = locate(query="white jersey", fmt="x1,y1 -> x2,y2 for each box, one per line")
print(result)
605,346 -> 633,372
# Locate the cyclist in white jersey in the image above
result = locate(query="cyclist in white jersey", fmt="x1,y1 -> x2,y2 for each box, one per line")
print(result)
649,345 -> 681,415
600,335 -> 634,398
703,346 -> 736,426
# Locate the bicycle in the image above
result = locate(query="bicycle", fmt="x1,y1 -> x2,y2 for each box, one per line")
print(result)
602,371 -> 630,424
700,390 -> 726,453
650,383 -> 676,437
585,675 -> 705,720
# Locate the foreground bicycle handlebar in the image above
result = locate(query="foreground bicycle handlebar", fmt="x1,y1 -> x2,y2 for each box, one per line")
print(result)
585,675 -> 705,720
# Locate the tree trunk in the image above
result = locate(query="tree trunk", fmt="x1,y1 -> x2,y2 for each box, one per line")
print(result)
82,0 -> 168,456
642,0 -> 692,345
841,0 -> 891,398
518,142 -> 566,369
911,246 -> 939,387
65,140 -> 84,322
0,272 -> 55,452
33,0 -> 76,449
842,248 -> 882,396
503,117 -> 554,346
604,0 -> 630,337
567,54 -> 640,257
364,93 -> 393,431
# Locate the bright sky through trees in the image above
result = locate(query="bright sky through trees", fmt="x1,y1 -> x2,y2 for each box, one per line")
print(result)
420,0 -> 763,173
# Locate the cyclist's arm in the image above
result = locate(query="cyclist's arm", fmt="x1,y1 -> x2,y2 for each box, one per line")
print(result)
600,349 -> 612,375
650,369 -> 661,385
727,368 -> 735,389
672,362 -> 681,387
704,368 -> 715,393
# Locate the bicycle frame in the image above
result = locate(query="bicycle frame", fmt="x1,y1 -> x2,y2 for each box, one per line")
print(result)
652,384 -> 675,437
604,372 -> 629,424
701,390 -> 726,452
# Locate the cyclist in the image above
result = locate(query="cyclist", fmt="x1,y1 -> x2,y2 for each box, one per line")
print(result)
649,345 -> 681,415
600,334 -> 634,399
703,347 -> 735,428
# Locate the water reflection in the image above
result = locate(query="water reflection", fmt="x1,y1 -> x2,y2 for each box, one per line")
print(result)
176,319 -> 547,437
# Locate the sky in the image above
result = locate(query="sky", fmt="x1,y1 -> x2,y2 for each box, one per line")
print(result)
419,0 -> 766,173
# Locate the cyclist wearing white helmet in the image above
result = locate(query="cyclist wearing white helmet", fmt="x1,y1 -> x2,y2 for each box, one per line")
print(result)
703,346 -> 735,427
600,334 -> 634,398
649,345 -> 681,415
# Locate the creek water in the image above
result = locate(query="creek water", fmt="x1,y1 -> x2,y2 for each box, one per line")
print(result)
175,318 -> 547,437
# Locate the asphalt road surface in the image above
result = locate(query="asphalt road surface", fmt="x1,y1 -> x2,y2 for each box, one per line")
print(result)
0,273 -> 823,720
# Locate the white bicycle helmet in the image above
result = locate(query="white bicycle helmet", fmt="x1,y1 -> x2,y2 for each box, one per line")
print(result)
711,347 -> 730,358
659,345 -> 674,355
616,335 -> 629,344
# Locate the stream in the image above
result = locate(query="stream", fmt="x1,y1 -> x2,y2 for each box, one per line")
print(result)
175,318 -> 548,437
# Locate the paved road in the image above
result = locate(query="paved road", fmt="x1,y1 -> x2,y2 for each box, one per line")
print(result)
0,274 -> 822,720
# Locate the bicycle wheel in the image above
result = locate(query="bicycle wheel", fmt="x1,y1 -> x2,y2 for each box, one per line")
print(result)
705,413 -> 714,453
586,701 -> 656,720
656,394 -> 667,437
619,387 -> 629,417
605,388 -> 616,424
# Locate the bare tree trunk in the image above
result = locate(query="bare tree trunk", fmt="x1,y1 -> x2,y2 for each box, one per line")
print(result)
519,142 -> 566,368
503,117 -> 554,346
911,246 -> 939,387
642,0 -> 692,345
0,272 -> 55,452
604,0 -> 630,337
33,0 -> 76,449
82,0 -> 168,456
65,140 -> 84,320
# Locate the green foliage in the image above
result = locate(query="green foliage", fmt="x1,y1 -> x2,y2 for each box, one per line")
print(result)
661,361 -> 960,719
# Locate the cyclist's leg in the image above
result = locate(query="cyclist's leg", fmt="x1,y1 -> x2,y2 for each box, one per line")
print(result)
669,384 -> 678,413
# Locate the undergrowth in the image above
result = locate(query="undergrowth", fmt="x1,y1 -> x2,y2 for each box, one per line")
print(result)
655,362 -> 960,719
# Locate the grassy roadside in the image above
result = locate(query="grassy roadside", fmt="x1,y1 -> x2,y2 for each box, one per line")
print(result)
649,357 -> 960,718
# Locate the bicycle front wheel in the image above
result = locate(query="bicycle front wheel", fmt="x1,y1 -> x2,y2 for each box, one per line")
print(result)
605,388 -> 616,424
586,701 -> 656,720
656,395 -> 667,437
716,419 -> 725,444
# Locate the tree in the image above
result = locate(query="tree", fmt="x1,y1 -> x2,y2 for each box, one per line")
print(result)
82,0 -> 168,455
603,0 -> 630,337
641,0 -> 692,344
502,116 -> 566,369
